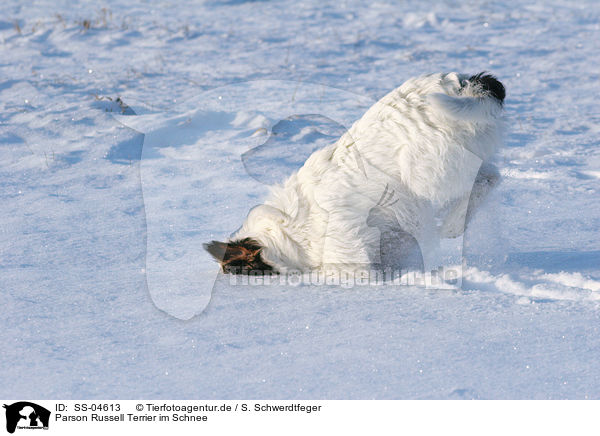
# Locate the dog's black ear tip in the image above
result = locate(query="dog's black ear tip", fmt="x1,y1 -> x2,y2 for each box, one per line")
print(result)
204,240 -> 228,259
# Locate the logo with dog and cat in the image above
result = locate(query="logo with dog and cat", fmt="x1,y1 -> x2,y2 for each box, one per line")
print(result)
3,402 -> 50,433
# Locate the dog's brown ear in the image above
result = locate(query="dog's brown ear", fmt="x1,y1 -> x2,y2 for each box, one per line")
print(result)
203,238 -> 272,274
203,240 -> 251,262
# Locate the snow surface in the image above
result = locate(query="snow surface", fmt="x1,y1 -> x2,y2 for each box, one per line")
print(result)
1,0 -> 600,399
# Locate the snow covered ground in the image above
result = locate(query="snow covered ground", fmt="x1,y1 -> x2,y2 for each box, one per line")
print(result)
1,0 -> 599,399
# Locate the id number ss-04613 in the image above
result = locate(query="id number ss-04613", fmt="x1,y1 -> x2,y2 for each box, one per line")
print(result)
74,404 -> 121,412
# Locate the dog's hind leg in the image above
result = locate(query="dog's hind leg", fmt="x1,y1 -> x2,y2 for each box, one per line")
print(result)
441,162 -> 500,238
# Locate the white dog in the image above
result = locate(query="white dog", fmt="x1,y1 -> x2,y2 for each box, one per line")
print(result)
205,72 -> 505,274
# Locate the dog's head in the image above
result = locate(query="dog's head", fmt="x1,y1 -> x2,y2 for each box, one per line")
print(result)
204,238 -> 275,275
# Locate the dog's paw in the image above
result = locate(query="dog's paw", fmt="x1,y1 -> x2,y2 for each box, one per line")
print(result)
440,219 -> 466,239
440,197 -> 469,238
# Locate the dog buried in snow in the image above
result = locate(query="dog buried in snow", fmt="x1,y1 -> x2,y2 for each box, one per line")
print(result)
205,72 -> 505,275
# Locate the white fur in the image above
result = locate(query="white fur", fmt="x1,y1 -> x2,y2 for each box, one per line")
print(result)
233,72 -> 505,272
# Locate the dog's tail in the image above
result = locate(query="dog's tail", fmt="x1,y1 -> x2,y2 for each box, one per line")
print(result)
428,93 -> 502,123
